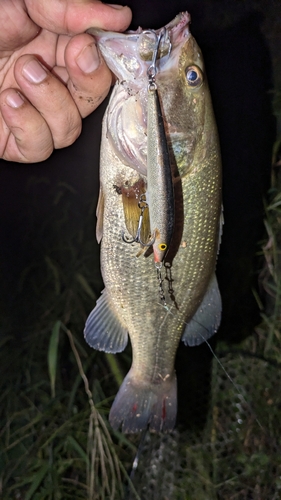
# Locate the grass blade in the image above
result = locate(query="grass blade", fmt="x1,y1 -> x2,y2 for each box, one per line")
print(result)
48,321 -> 61,398
24,463 -> 49,500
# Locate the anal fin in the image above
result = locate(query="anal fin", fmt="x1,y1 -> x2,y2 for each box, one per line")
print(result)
181,273 -> 222,347
84,289 -> 128,353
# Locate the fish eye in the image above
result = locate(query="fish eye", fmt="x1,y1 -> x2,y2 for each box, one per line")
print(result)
159,243 -> 167,251
185,65 -> 203,88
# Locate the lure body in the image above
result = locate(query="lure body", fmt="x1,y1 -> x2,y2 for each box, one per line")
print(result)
85,12 -> 222,433
147,85 -> 174,262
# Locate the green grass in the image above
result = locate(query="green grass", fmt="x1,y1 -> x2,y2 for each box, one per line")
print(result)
0,317 -> 138,499
0,182 -> 138,499
1,79 -> 281,500
1,172 -> 280,499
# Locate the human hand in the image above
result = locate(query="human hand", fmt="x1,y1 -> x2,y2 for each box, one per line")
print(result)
0,0 -> 132,162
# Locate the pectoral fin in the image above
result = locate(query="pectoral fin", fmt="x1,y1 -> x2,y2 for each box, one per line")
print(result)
84,289 -> 128,353
181,274 -> 222,347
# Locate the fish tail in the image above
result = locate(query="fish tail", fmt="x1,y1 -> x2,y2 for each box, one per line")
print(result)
109,369 -> 177,433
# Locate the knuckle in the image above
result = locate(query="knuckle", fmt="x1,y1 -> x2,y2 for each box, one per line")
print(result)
18,122 -> 54,162
67,67 -> 112,116
53,115 -> 82,149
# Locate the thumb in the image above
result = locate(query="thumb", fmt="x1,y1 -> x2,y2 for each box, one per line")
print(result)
25,0 -> 132,35
0,1 -> 39,55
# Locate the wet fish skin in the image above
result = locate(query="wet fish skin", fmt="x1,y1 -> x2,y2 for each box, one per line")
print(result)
85,12 -> 222,433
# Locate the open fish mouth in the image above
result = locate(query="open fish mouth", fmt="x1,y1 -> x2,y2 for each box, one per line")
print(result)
87,12 -> 191,82
87,11 -> 190,41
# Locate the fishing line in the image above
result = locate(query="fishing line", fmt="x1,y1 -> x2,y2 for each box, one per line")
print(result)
199,336 -> 263,430
124,429 -> 147,500
157,301 -> 264,431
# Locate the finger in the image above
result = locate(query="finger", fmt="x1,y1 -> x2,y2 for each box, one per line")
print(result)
0,89 -> 53,162
66,2 -> 133,32
13,54 -> 82,149
26,0 -> 132,34
0,0 -> 39,55
64,33 -> 112,117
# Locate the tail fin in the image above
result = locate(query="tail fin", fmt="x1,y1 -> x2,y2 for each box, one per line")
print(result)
109,369 -> 177,433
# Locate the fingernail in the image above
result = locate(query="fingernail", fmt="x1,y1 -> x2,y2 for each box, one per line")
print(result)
6,90 -> 25,108
106,3 -> 126,8
76,43 -> 100,73
22,59 -> 47,84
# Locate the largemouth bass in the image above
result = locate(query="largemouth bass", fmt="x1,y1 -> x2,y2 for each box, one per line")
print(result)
85,12 -> 222,433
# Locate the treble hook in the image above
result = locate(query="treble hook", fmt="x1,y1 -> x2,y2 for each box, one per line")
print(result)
122,194 -> 155,247
143,28 -> 171,89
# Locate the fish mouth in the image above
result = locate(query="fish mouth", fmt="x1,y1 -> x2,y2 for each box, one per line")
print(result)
87,12 -> 191,82
87,11 -> 190,41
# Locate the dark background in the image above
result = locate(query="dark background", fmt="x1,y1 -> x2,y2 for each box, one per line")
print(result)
0,0 -> 278,429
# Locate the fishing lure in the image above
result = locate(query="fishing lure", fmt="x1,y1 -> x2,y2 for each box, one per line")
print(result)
122,29 -> 175,264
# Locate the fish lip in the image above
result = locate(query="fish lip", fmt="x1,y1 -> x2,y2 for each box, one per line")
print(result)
87,11 -> 190,41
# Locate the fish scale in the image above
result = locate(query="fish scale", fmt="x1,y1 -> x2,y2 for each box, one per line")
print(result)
85,12 -> 222,433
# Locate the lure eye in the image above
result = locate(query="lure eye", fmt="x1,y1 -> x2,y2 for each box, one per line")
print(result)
159,243 -> 167,251
185,65 -> 203,88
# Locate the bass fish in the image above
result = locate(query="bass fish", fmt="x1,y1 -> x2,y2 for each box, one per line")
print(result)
85,12 -> 222,433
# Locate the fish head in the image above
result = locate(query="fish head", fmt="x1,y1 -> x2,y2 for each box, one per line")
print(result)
155,27 -> 211,180
87,12 -> 195,177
